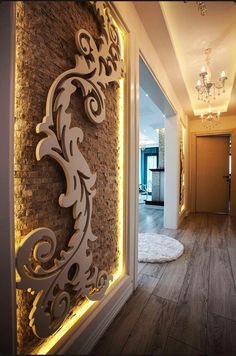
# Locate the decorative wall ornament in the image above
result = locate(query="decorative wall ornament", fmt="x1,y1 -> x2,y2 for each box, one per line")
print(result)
179,125 -> 185,210
16,1 -> 125,339
200,109 -> 220,130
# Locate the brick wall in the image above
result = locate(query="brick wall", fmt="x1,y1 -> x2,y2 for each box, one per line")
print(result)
158,128 -> 165,168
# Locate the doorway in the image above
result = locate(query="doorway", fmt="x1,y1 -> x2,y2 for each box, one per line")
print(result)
138,58 -> 165,221
138,56 -> 177,267
196,135 -> 231,213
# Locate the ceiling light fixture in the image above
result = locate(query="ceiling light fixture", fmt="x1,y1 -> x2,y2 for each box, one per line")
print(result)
200,106 -> 221,129
197,1 -> 207,16
184,1 -> 207,16
195,48 -> 227,103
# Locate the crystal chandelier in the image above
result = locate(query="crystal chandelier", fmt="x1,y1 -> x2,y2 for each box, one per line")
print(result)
195,48 -> 227,103
200,107 -> 221,129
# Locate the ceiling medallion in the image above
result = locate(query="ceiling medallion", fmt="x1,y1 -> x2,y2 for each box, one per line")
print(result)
200,107 -> 220,130
195,48 -> 227,103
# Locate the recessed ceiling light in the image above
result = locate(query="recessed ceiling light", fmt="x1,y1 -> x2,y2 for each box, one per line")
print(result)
145,93 -> 149,97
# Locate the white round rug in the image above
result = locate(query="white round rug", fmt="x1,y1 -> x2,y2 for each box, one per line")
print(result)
138,233 -> 184,263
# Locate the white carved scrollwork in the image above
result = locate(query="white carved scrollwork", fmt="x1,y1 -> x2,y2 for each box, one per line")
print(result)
179,126 -> 185,209
16,1 -> 125,339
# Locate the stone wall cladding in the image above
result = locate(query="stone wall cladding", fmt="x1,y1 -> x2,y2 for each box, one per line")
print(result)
158,128 -> 165,168
15,2 -> 121,353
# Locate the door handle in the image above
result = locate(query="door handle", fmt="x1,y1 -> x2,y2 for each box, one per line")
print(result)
223,175 -> 231,182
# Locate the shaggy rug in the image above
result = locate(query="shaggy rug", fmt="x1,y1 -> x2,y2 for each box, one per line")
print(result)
138,233 -> 184,263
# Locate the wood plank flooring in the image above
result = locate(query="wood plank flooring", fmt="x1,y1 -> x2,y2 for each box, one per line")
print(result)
91,206 -> 236,355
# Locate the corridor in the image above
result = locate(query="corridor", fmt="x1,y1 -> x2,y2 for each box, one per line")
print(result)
92,208 -> 236,355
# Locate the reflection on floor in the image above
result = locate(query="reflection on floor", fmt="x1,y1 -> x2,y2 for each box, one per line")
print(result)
139,204 -> 164,233
91,207 -> 236,355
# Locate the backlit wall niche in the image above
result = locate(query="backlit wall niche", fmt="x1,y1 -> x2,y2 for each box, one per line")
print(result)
179,122 -> 185,213
14,1 -> 125,354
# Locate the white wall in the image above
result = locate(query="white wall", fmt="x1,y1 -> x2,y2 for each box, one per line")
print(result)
189,115 -> 236,133
164,115 -> 180,228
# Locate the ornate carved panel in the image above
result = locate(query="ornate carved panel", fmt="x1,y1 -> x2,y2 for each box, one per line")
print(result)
179,124 -> 185,210
16,1 -> 125,339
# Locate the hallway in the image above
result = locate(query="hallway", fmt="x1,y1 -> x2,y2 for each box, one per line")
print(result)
92,208 -> 236,355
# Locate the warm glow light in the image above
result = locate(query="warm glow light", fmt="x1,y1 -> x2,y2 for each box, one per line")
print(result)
114,15 -> 125,282
201,65 -> 206,73
221,70 -> 226,78
196,79 -> 201,87
33,299 -> 96,355
30,12 -> 126,356
180,124 -> 186,214
182,125 -> 185,153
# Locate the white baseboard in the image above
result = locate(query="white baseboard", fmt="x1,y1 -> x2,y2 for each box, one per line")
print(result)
53,274 -> 133,355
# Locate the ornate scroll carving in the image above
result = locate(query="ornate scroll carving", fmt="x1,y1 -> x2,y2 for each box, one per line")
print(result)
16,1 -> 124,339
179,125 -> 185,210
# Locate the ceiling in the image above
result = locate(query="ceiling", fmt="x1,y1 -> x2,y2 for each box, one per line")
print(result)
139,57 -> 175,148
134,1 -> 236,119
140,57 -> 176,118
139,86 -> 164,147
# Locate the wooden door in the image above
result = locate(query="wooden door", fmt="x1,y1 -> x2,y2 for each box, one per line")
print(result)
196,136 -> 230,213
231,129 -> 236,217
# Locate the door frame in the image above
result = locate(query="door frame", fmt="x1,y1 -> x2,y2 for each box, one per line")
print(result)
190,129 -> 233,213
135,51 -> 180,287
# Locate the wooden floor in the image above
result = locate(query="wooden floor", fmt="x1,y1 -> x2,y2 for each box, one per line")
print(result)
91,206 -> 236,355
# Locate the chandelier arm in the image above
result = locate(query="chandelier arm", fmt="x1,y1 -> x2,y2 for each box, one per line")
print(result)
214,81 -> 225,90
